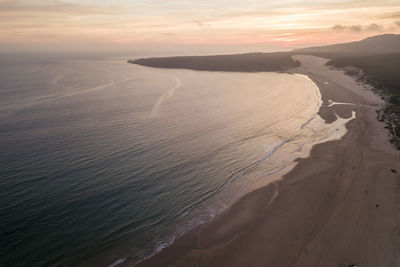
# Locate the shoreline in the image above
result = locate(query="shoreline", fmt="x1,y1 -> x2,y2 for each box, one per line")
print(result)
80,58 -> 339,267
130,55 -> 400,267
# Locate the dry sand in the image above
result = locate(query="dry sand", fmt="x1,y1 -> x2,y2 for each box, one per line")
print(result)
134,55 -> 400,267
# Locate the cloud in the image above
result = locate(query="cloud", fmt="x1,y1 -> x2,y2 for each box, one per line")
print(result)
366,23 -> 381,31
331,23 -> 383,32
379,11 -> 400,19
331,24 -> 345,31
1,0 -> 400,52
193,19 -> 205,27
349,25 -> 362,31
0,0 -> 118,15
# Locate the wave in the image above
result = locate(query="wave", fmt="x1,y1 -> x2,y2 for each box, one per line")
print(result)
0,76 -> 133,118
50,72 -> 69,86
53,76 -> 133,100
128,73 -> 326,266
108,257 -> 126,267
151,75 -> 182,117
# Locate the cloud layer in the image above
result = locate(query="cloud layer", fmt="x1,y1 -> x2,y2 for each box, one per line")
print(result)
0,0 -> 399,52
332,23 -> 385,32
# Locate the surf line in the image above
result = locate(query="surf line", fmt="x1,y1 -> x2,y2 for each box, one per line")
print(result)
222,73 -> 323,190
40,76 -> 133,102
151,75 -> 182,117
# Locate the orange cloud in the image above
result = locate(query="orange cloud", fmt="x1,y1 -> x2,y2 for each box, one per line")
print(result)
0,0 -> 399,52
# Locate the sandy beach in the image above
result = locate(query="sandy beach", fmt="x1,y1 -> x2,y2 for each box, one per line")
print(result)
133,55 -> 400,267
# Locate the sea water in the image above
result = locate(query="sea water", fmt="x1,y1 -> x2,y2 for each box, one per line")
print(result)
0,55 -> 346,266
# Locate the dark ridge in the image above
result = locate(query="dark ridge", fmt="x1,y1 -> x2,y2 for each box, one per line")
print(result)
326,53 -> 400,149
128,52 -> 300,72
294,34 -> 400,54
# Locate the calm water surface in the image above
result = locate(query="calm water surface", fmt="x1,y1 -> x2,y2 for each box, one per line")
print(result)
0,56 -> 322,266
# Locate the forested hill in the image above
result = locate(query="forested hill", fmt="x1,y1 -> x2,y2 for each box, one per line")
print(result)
129,52 -> 300,72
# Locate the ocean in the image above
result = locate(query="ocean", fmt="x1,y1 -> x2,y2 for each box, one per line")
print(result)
0,55 -> 342,266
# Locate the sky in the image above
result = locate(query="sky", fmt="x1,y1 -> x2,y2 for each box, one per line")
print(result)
1,0 -> 400,55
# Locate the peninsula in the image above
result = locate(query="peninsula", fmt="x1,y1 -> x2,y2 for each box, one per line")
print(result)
129,52 -> 299,72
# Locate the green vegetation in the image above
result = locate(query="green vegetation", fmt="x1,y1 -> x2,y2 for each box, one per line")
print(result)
129,52 -> 300,72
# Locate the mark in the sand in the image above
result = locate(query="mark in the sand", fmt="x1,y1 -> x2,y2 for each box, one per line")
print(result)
391,169 -> 398,173
327,100 -> 355,107
265,182 -> 279,209
376,204 -> 380,208
327,99 -> 379,108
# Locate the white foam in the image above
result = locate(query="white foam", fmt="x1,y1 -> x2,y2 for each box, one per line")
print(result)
151,75 -> 182,117
108,257 -> 126,267
243,75 -> 357,211
50,72 -> 68,86
0,77 -> 134,118
114,72 -> 357,267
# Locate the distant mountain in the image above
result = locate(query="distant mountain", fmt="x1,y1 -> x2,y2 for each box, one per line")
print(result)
294,34 -> 400,54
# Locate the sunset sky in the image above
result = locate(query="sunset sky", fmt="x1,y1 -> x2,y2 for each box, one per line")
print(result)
1,0 -> 400,54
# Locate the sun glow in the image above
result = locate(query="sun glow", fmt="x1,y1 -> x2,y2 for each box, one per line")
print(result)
0,0 -> 399,53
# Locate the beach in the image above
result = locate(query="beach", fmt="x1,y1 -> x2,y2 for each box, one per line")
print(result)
135,55 -> 400,267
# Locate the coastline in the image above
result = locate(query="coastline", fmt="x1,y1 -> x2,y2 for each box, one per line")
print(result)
128,55 -> 400,267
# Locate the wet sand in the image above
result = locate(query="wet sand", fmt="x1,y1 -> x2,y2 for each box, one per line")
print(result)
134,55 -> 400,267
